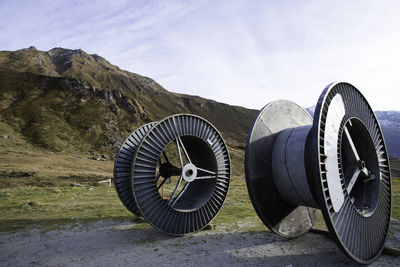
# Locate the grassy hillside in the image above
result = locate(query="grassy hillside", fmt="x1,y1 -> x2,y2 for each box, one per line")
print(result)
0,47 -> 257,176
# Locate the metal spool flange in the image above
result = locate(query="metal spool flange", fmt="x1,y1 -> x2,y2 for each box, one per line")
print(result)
309,82 -> 391,263
114,122 -> 156,216
245,100 -> 317,238
245,82 -> 391,264
131,114 -> 230,235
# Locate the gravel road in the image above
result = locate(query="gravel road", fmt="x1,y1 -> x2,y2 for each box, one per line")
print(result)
1,220 -> 399,266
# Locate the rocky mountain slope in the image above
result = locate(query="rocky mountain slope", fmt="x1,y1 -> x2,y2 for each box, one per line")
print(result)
0,47 -> 257,175
0,46 -> 398,170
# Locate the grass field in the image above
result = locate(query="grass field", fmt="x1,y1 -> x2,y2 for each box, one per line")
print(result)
0,148 -> 399,233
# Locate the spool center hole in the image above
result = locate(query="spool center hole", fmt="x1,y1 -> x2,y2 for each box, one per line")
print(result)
186,169 -> 193,176
358,160 -> 366,170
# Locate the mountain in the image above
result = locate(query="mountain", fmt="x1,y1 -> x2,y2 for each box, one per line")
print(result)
0,46 -> 398,178
306,107 -> 400,158
375,111 -> 400,158
0,46 -> 257,175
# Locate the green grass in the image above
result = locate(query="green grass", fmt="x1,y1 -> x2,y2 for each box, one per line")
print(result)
0,177 -> 398,233
0,185 -> 141,232
0,148 -> 398,233
0,175 -> 264,233
392,177 -> 400,219
213,179 -> 266,231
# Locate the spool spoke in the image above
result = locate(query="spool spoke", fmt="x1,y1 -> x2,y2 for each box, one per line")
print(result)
176,138 -> 184,168
347,168 -> 360,194
360,167 -> 369,177
195,175 -> 216,180
168,176 -> 183,205
163,151 -> 170,164
196,167 -> 216,175
344,126 -> 360,161
177,137 -> 192,163
169,183 -> 189,207
155,173 -> 161,183
157,176 -> 169,189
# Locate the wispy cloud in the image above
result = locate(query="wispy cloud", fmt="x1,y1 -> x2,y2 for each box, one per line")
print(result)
0,0 -> 399,110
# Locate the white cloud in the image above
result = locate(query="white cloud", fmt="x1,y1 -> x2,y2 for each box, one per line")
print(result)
0,0 -> 399,110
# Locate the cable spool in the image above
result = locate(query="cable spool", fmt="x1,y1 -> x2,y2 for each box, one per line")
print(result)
245,82 -> 392,264
114,114 -> 231,235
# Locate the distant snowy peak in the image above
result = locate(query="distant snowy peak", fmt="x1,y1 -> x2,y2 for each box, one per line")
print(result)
375,110 -> 400,128
304,107 -> 400,127
303,107 -> 400,157
305,106 -> 316,118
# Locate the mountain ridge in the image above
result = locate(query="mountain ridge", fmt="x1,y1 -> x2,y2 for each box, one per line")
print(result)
0,47 -> 258,175
0,47 -> 398,164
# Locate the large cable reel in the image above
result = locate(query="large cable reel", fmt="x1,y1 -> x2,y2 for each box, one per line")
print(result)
114,114 -> 231,235
245,82 -> 392,264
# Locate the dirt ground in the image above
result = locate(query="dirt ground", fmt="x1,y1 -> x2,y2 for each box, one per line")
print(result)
1,220 -> 399,266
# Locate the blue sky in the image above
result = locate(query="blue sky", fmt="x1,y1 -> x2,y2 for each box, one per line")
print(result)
0,0 -> 399,111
